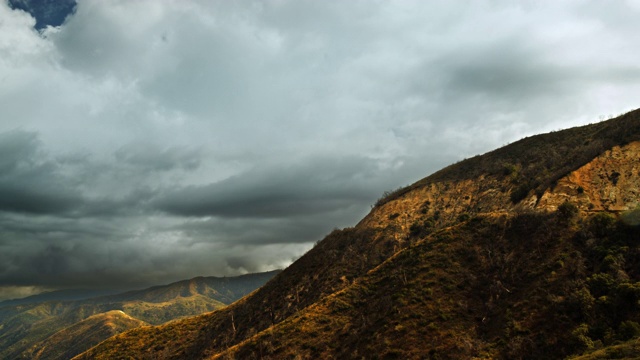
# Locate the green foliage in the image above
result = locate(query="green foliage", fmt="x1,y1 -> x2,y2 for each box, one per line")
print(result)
588,273 -> 616,297
618,321 -> 640,341
589,213 -> 617,238
558,201 -> 579,220
572,323 -> 595,351
502,163 -> 518,177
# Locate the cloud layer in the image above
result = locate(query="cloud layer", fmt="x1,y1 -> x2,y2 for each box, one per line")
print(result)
1,0 -> 640,299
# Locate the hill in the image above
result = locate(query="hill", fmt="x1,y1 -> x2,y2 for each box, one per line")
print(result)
30,310 -> 147,360
0,270 -> 279,359
76,109 -> 640,359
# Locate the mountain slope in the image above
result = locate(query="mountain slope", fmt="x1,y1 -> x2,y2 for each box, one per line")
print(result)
216,210 -> 640,359
76,109 -> 640,359
0,270 -> 279,359
30,310 -> 147,360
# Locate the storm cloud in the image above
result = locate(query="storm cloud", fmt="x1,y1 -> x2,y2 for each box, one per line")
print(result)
155,156 -> 385,218
1,0 -> 640,299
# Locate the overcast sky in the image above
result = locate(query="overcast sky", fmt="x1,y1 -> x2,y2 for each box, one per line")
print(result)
1,0 -> 640,300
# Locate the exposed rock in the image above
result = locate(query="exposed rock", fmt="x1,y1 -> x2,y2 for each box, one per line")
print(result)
362,141 -> 640,239
535,141 -> 640,212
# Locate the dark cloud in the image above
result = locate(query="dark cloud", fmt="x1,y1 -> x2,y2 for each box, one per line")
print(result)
1,1 -> 640,299
439,42 -> 564,102
155,156 -> 383,218
173,206 -> 365,246
0,130 -> 82,214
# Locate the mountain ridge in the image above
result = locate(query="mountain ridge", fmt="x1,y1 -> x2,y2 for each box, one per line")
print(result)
0,270 -> 280,359
0,289 -> 121,308
75,109 -> 640,359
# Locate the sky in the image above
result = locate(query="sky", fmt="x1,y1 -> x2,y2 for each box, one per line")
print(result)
1,0 -> 640,300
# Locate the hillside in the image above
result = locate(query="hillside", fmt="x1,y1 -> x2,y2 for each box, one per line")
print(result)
77,109 -> 640,359
0,270 -> 279,359
30,310 -> 147,360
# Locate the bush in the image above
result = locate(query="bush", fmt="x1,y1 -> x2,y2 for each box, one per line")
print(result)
589,213 -> 617,238
510,184 -> 531,203
618,321 -> 640,340
409,220 -> 433,238
558,201 -> 579,221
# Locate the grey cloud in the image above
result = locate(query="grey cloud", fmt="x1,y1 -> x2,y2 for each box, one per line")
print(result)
174,208 -> 362,246
2,0 -> 640,298
114,143 -> 202,172
0,130 -> 82,214
438,42 -> 564,102
155,156 -> 385,218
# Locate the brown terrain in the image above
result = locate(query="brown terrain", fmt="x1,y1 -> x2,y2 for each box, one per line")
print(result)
75,109 -> 640,359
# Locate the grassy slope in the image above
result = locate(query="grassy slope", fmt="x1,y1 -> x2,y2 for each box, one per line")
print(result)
78,109 -> 640,359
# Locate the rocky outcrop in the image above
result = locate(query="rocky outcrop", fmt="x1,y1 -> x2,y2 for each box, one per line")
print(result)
534,141 -> 640,212
361,141 -> 640,240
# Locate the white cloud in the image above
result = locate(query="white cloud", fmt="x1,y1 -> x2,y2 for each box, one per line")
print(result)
1,0 -> 640,295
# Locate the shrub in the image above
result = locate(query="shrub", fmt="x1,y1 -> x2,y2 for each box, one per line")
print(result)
502,163 -> 518,177
409,220 -> 433,238
558,201 -> 579,221
618,321 -> 640,340
589,213 -> 617,238
571,323 -> 595,351
510,184 -> 531,203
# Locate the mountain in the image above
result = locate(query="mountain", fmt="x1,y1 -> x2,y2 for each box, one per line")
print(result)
75,109 -> 640,359
0,289 -> 120,308
0,270 -> 279,360
30,310 -> 147,360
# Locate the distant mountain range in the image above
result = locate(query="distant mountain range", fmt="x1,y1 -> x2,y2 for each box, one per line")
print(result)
0,270 -> 280,359
0,289 -> 120,308
75,109 -> 640,359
